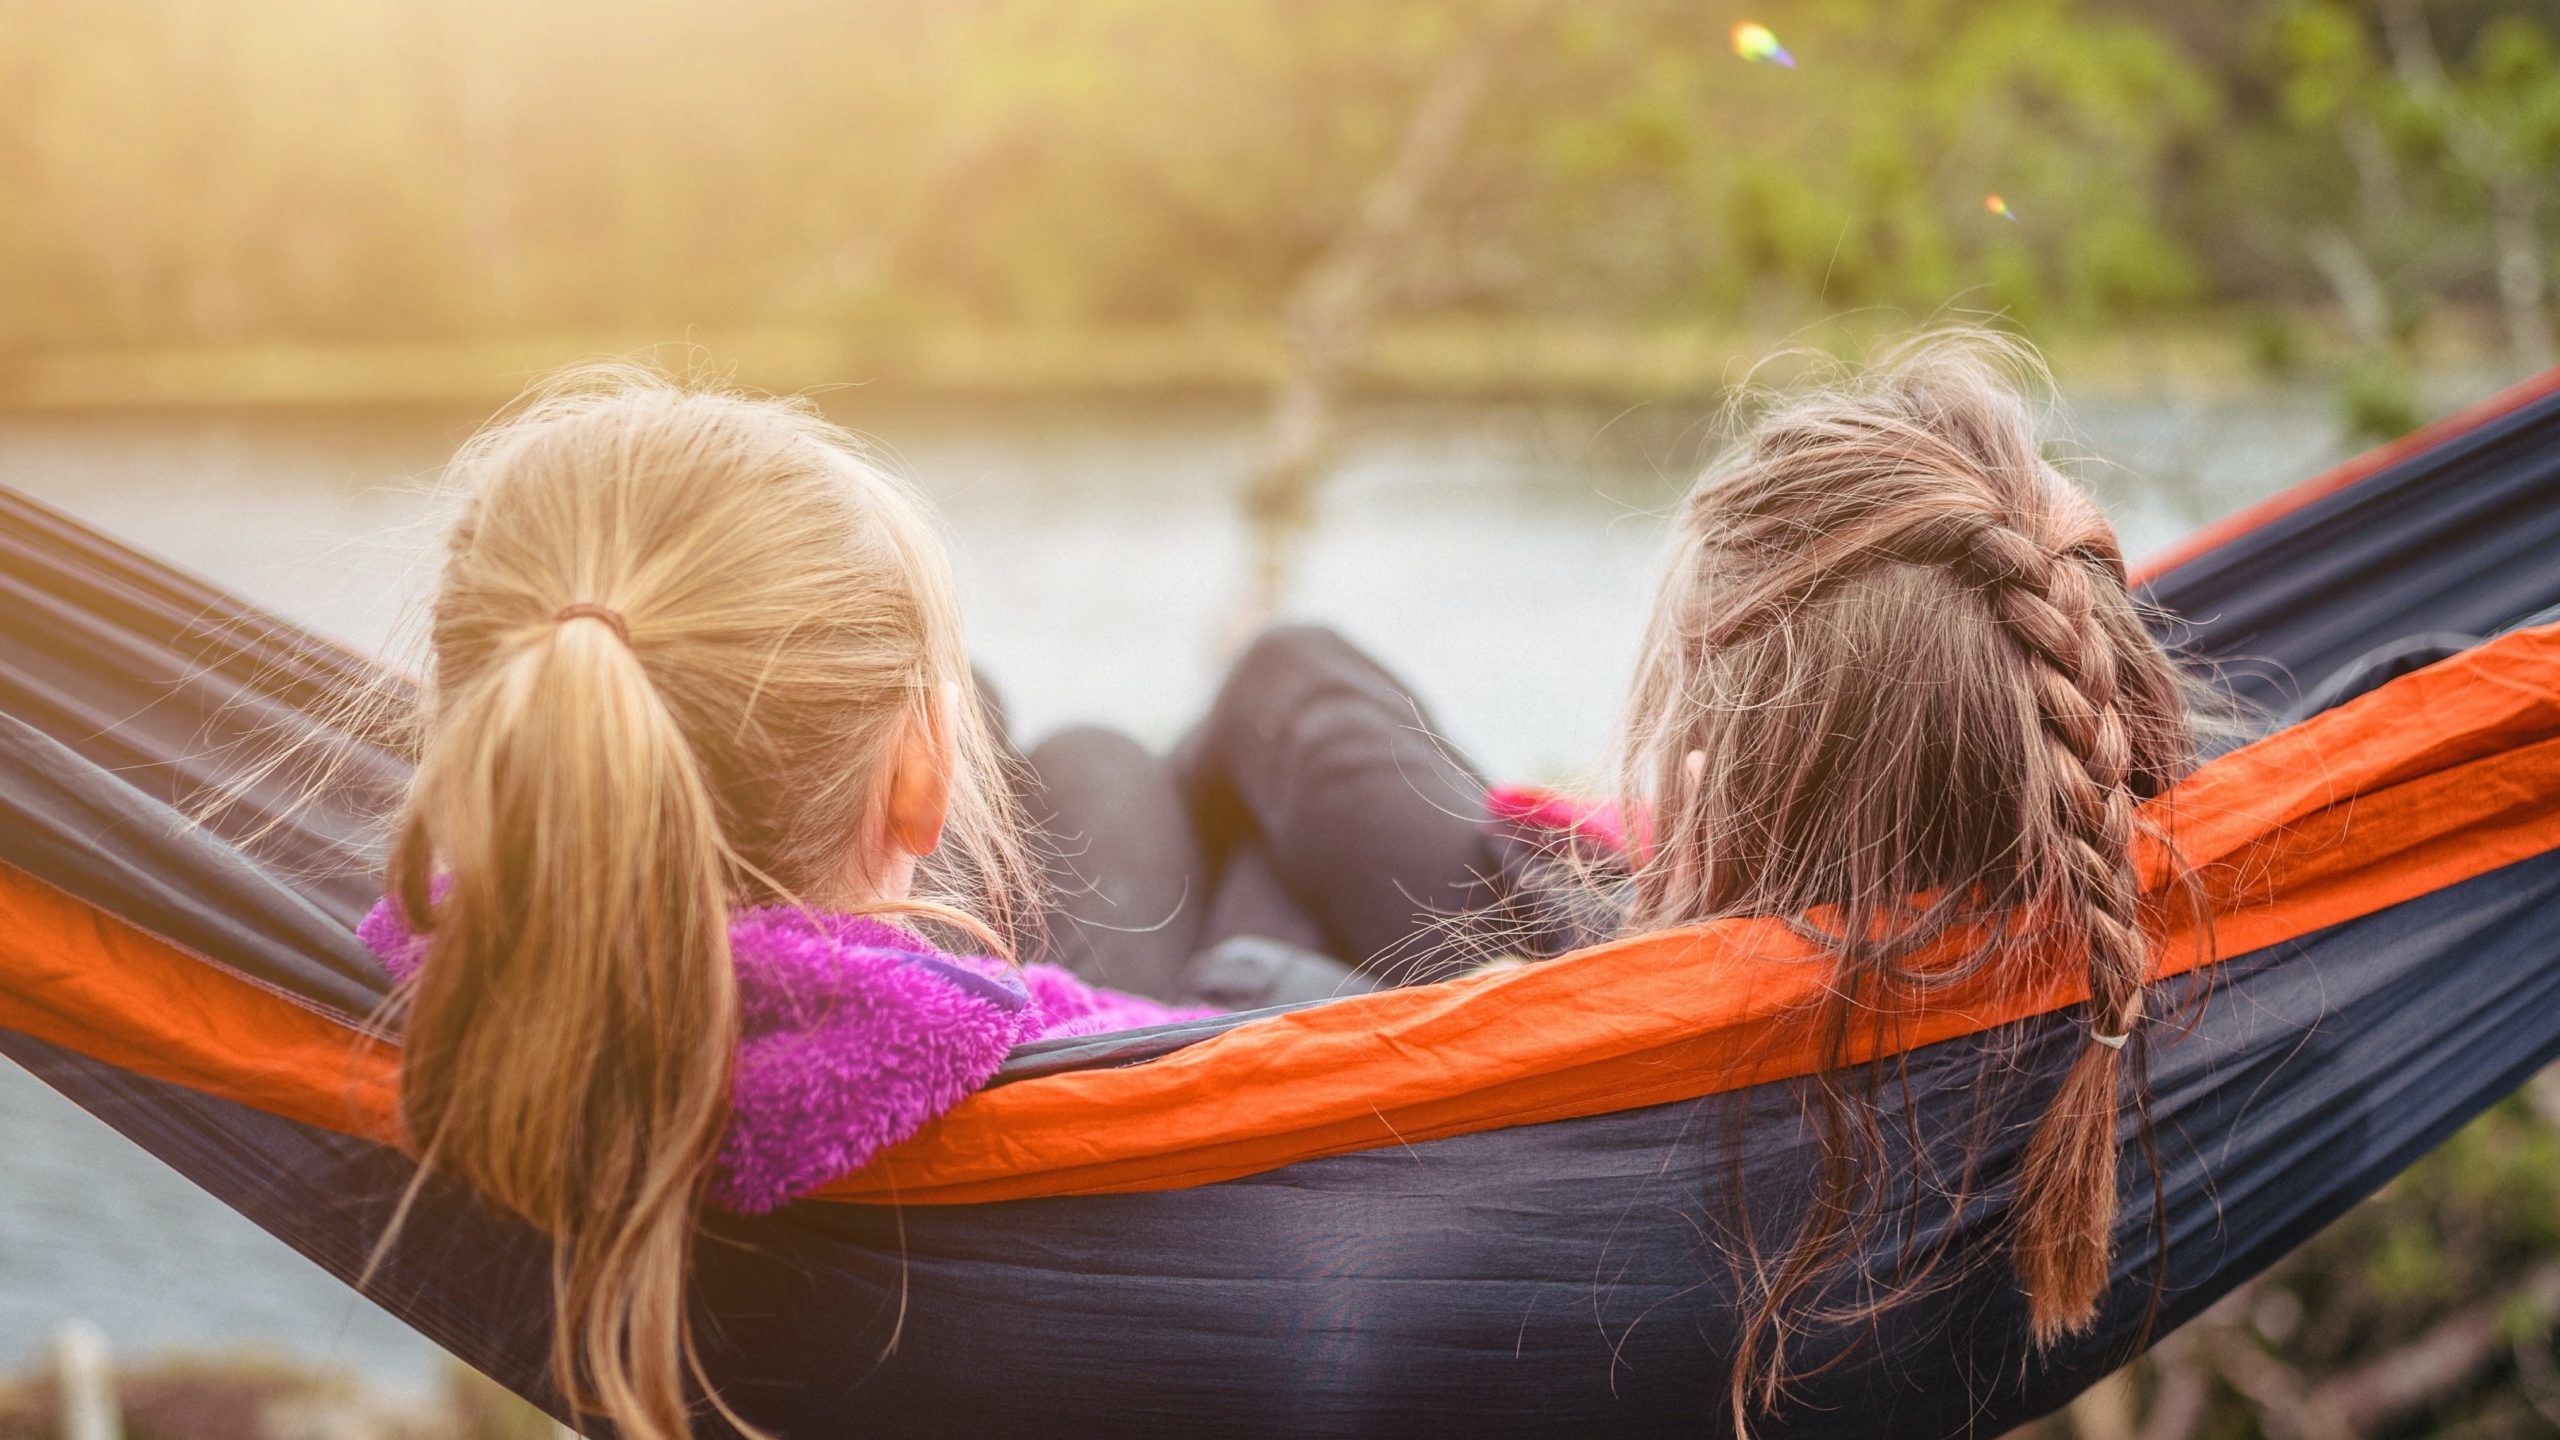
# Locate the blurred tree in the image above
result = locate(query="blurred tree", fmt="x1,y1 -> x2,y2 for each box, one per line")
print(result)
1467,0 -> 2211,329
1236,0 -> 1552,625
2373,1 -> 2560,373
2,0 -> 2543,375
2235,0 -> 2560,433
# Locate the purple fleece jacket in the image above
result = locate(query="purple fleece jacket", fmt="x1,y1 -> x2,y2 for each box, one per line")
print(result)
357,896 -> 1214,1212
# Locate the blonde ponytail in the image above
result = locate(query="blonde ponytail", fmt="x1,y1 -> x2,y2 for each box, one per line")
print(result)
382,366 -> 1038,1439
396,611 -> 740,1438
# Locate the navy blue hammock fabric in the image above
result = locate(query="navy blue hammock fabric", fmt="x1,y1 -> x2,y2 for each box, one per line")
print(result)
2,372 -> 2560,1437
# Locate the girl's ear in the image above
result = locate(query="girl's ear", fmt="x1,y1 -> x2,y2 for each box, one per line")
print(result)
885,680 -> 959,860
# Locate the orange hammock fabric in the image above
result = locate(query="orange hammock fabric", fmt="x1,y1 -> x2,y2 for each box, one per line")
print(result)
3,619 -> 2557,1205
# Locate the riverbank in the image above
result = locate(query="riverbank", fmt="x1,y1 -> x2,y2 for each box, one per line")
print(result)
0,313 -> 2515,414
0,1344 -> 556,1440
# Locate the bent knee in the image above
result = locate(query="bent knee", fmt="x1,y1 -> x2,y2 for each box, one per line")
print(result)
1026,723 -> 1154,778
1228,622 -> 1364,695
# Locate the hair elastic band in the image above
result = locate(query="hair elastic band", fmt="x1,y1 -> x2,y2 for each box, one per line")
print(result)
552,601 -> 632,644
2089,1028 -> 2131,1052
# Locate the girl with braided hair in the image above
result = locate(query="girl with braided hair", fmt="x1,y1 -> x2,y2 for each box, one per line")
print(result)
1612,330 -> 2206,1410
1029,330 -> 2214,1414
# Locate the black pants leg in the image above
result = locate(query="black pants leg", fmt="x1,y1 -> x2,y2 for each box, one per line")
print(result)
1198,836 -> 1333,957
1021,724 -> 1349,1005
1020,725 -> 1214,1002
1181,624 -> 1508,985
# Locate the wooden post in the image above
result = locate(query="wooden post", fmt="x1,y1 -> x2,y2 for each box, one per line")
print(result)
52,1320 -> 122,1440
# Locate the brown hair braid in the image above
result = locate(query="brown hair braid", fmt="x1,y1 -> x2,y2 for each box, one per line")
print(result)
1612,330 -> 2204,1422
1964,504 -> 2160,1345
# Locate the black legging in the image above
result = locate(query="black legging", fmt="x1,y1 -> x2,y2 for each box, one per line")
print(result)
1018,725 -> 1284,1000
1019,617 -> 2502,1004
1023,625 -> 1589,995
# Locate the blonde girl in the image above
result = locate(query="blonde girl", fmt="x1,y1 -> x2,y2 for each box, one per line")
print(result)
360,370 -> 1206,1440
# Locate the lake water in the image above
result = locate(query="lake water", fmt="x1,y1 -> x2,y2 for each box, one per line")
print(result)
0,381 -> 2420,1390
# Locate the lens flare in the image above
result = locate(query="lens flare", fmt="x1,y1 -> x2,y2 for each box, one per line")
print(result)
1730,22 -> 1795,68
1985,193 -> 2017,222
